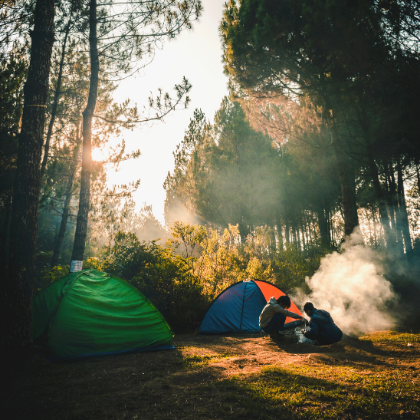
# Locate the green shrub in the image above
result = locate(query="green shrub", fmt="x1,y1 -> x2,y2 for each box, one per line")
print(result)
99,232 -> 210,333
35,264 -> 70,290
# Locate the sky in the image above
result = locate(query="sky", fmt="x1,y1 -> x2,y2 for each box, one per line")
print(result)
95,0 -> 229,225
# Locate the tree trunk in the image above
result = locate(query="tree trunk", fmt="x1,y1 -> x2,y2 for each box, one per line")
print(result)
297,224 -> 301,250
329,209 -> 334,244
300,218 -> 306,250
51,142 -> 80,267
397,160 -> 413,260
238,217 -> 248,243
383,161 -> 404,251
302,214 -> 308,249
268,226 -> 276,255
364,136 -> 394,248
276,215 -> 283,251
311,215 -> 318,243
292,223 -> 298,248
416,163 -> 420,193
0,194 -> 12,269
385,163 -> 397,230
40,18 -> 71,181
317,203 -> 330,247
285,219 -> 290,243
5,0 -> 55,350
372,210 -> 378,246
330,126 -> 359,236
71,0 -> 98,268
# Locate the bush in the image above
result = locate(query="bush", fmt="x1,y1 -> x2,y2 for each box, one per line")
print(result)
98,232 -> 210,333
35,264 -> 70,291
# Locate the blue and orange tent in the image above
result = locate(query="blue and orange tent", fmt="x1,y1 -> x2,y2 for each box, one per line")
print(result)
197,279 -> 303,334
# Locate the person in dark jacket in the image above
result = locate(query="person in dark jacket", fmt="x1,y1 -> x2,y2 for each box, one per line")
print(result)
303,302 -> 342,345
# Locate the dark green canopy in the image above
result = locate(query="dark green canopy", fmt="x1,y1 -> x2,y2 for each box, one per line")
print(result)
32,270 -> 173,359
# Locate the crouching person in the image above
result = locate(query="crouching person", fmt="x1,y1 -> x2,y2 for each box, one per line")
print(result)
303,302 -> 342,345
259,295 -> 304,339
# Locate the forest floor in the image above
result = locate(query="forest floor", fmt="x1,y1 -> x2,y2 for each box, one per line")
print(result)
3,330 -> 420,420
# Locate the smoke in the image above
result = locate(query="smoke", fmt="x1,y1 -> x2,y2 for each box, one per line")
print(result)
294,229 -> 397,336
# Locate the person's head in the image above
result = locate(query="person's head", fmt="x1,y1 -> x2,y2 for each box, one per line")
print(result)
277,295 -> 291,309
303,302 -> 315,316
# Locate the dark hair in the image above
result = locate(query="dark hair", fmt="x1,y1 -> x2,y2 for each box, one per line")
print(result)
277,295 -> 291,309
304,302 -> 314,313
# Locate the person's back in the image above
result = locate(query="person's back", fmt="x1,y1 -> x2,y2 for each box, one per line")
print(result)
303,303 -> 342,345
259,295 -> 303,339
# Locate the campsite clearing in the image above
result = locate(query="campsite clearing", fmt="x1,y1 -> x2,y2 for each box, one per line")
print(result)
4,330 -> 420,419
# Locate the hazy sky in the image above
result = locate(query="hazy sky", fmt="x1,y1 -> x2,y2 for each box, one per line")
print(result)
96,0 -> 229,225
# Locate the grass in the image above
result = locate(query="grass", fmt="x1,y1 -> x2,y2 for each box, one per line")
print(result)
182,352 -> 233,368
180,346 -> 234,369
209,363 -> 419,419
359,330 -> 420,343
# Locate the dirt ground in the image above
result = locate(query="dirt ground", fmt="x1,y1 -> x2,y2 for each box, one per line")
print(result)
3,331 -> 420,420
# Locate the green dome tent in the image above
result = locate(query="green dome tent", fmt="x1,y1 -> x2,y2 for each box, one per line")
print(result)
32,269 -> 174,360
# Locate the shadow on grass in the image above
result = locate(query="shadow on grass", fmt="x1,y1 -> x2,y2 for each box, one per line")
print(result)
202,364 -> 419,420
7,332 -> 419,420
265,334 -> 420,373
4,347 -> 191,420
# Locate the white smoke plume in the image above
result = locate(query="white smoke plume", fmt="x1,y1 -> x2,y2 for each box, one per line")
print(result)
294,229 -> 397,336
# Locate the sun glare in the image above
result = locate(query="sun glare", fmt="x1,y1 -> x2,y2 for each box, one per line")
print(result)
92,147 -> 108,162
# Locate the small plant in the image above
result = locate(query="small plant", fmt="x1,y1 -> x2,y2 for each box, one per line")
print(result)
35,264 -> 69,290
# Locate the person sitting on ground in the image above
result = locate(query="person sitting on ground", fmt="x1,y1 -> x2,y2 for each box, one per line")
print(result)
259,295 -> 305,339
302,302 -> 343,345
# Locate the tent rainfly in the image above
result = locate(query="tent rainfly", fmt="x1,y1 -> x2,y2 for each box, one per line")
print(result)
197,279 -> 303,334
32,269 -> 174,360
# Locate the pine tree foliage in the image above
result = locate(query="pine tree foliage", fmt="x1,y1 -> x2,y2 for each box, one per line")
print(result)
220,0 -> 420,251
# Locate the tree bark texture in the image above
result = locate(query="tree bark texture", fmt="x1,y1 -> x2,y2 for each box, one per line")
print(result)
40,19 -> 71,181
5,0 -> 55,349
51,143 -> 80,267
71,0 -> 98,263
